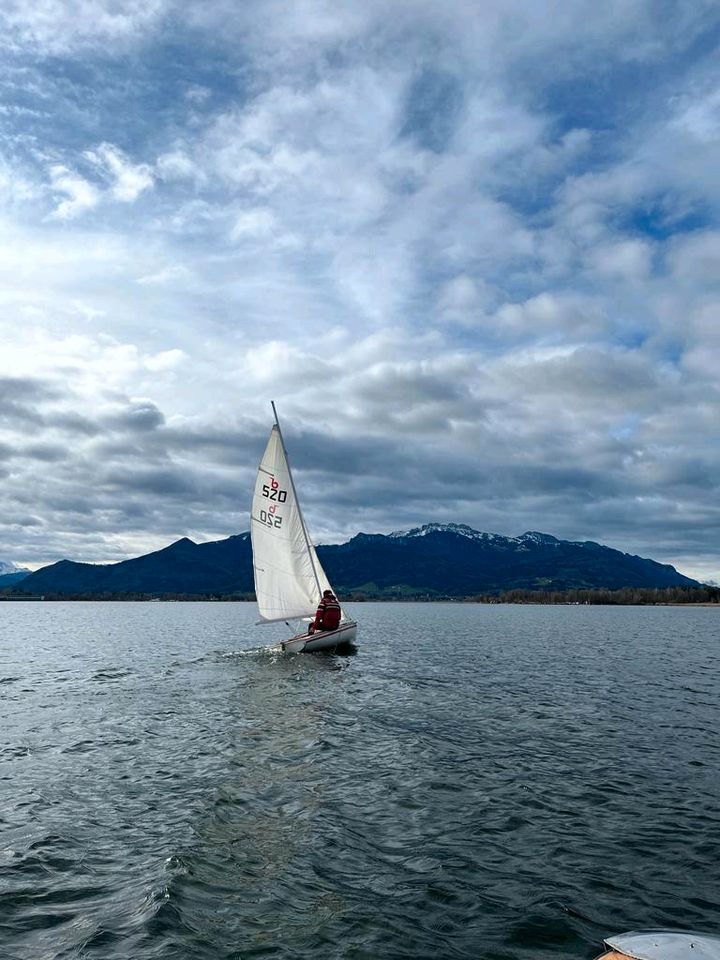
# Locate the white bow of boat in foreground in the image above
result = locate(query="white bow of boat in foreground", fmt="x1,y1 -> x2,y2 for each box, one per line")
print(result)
597,931 -> 720,960
250,402 -> 358,654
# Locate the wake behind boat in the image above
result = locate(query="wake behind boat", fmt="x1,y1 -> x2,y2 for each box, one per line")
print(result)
250,403 -> 357,654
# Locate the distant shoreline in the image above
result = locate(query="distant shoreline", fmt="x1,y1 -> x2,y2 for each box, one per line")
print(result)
1,596 -> 717,606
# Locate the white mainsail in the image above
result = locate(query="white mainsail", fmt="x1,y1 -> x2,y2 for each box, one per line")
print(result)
251,424 -> 336,623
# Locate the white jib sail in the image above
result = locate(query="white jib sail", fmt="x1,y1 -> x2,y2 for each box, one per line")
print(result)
251,425 -> 337,623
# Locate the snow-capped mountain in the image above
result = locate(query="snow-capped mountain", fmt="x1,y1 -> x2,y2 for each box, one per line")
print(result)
0,560 -> 31,588
0,560 -> 29,576
390,523 -> 508,543
390,524 -> 580,548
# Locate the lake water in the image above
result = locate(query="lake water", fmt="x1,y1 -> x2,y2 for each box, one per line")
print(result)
1,601 -> 719,960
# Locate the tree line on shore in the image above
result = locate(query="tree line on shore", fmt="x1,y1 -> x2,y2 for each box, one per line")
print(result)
464,584 -> 720,604
2,585 -> 718,603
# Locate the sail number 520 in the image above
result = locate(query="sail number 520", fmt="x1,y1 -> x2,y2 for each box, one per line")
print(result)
261,477 -> 288,502
259,509 -> 282,528
259,476 -> 285,528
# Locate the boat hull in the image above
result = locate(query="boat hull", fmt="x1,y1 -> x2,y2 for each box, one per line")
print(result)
279,620 -> 357,653
597,931 -> 720,960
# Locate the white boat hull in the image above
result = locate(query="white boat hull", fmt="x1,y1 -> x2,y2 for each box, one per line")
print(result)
597,931 -> 720,960
277,620 -> 357,653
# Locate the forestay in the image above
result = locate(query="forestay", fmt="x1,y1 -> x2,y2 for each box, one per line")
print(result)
251,425 -> 338,623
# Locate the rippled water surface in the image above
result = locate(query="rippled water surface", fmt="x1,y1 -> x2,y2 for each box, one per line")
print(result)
1,601 -> 719,959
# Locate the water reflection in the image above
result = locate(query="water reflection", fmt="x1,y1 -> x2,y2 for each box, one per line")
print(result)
1,602 -> 719,960
143,635 -> 355,956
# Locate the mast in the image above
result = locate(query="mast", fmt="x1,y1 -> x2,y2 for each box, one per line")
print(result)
270,401 -> 323,600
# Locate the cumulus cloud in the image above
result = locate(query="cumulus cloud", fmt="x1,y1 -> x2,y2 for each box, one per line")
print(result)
44,144 -> 154,221
155,150 -> 200,182
0,0 -> 719,583
230,208 -> 281,242
48,164 -> 100,219
85,143 -> 154,202
667,229 -> 720,282
493,293 -> 609,342
142,348 -> 187,371
589,239 -> 654,283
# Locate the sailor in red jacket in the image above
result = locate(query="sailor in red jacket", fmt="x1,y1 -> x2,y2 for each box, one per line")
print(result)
308,589 -> 342,634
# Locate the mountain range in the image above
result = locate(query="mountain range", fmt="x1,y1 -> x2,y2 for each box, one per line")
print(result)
7,524 -> 699,597
0,560 -> 31,588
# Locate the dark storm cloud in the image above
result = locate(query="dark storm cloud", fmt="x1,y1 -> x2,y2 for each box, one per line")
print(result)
20,442 -> 69,462
40,492 -> 96,515
1,362 -> 717,578
102,401 -> 166,432
46,411 -> 101,436
159,422 -> 269,465
649,457 -> 718,490
5,514 -> 42,527
353,365 -> 477,411
102,465 -> 199,497
0,376 -> 61,402
505,464 -> 624,499
285,428 -> 413,477
0,399 -> 46,428
90,437 -> 161,460
301,453 -> 625,518
0,377 -> 64,430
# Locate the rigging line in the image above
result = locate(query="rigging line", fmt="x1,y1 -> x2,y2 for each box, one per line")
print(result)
270,401 -> 323,598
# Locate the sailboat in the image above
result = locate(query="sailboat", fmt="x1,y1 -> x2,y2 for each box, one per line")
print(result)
250,403 -> 358,653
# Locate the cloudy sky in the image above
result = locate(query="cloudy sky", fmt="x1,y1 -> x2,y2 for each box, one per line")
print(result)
1,1 -> 719,581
